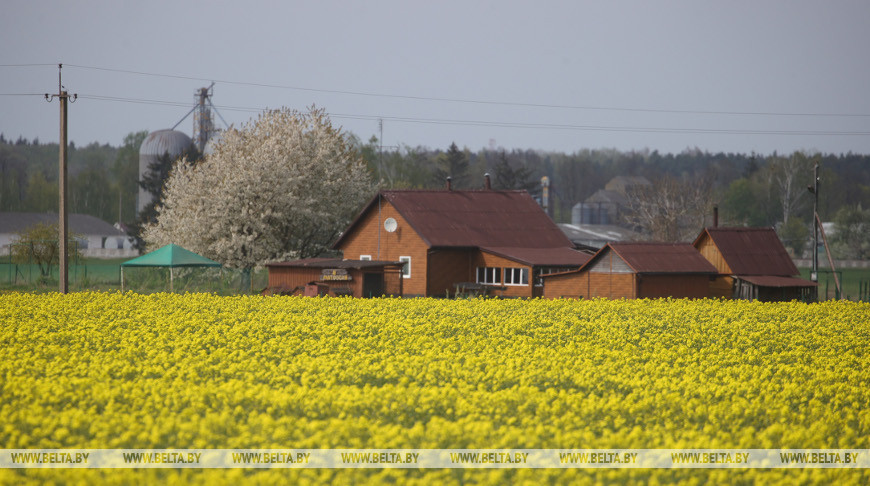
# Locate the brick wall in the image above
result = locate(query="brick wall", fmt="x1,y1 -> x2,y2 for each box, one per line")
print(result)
637,274 -> 711,299
542,271 -> 585,299
336,200 -> 430,296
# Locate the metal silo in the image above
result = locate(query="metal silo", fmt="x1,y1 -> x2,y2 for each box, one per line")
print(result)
138,129 -> 194,214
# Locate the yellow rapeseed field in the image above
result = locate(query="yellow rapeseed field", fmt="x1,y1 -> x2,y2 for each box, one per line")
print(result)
0,292 -> 868,484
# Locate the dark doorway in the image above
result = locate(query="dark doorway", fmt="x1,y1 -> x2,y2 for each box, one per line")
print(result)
362,273 -> 385,297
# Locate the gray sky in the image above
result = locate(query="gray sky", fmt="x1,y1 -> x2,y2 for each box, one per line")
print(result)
2,0 -> 869,155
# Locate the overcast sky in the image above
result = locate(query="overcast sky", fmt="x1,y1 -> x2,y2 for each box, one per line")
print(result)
2,0 -> 869,155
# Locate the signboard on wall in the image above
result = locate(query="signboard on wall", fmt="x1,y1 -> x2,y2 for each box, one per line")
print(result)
321,269 -> 352,281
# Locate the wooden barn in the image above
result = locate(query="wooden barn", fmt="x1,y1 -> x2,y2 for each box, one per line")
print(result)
693,227 -> 817,302
331,186 -> 591,297
265,258 -> 404,297
542,242 -> 717,299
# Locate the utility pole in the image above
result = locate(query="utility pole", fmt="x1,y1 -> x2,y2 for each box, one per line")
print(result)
45,64 -> 77,294
808,163 -> 819,283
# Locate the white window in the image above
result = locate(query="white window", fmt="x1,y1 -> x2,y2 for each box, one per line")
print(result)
360,255 -> 372,261
399,256 -> 411,278
504,267 -> 529,286
476,267 -> 501,285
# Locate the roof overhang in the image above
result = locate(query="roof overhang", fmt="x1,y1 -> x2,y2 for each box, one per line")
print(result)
734,275 -> 818,288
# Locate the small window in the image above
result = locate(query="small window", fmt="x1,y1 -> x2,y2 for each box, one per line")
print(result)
476,267 -> 501,285
504,268 -> 529,286
360,255 -> 372,261
399,256 -> 411,278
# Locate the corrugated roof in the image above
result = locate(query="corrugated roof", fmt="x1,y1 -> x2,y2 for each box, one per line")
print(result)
606,242 -> 718,274
267,258 -> 403,270
695,227 -> 799,276
0,212 -> 125,236
736,275 -> 817,288
481,246 -> 591,267
335,190 -> 574,250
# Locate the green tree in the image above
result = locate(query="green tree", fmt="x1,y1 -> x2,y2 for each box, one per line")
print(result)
493,150 -> 535,191
433,142 -> 470,188
24,171 -> 58,212
779,217 -> 809,257
113,131 -> 148,225
10,222 -> 81,278
0,144 -> 27,211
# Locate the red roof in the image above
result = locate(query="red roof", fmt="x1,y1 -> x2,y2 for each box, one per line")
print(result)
335,189 -> 574,250
598,242 -> 717,274
694,227 -> 799,276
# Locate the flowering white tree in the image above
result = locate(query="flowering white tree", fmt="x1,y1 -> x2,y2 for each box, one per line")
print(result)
143,107 -> 375,269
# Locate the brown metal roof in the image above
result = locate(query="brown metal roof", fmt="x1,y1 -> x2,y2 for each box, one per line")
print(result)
736,275 -> 817,288
694,227 -> 799,276
481,246 -> 592,267
606,242 -> 718,274
335,190 -> 574,250
267,258 -> 403,270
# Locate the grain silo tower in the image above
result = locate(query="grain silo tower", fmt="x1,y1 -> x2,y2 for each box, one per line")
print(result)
137,129 -> 194,214
137,85 -> 226,216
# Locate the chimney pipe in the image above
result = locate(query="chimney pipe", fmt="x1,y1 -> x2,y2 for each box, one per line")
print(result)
446,176 -> 452,191
713,205 -> 719,228
484,173 -> 491,190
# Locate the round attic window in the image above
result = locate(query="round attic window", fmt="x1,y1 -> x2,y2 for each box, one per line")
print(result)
384,217 -> 397,233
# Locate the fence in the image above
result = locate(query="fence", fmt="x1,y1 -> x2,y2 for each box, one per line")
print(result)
0,252 -> 266,295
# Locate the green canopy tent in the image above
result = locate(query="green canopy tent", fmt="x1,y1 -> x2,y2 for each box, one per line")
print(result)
121,244 -> 222,292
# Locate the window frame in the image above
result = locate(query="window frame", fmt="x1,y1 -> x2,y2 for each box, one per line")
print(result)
399,256 -> 411,278
476,266 -> 502,285
503,267 -> 529,286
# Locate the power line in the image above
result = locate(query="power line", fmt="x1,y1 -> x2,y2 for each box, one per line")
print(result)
72,93 -> 870,137
63,63 -> 870,119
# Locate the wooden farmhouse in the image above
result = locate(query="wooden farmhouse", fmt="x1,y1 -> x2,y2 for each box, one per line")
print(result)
327,187 -> 591,297
693,227 -> 817,302
541,242 -> 717,299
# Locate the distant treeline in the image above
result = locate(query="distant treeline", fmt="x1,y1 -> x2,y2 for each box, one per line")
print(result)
2,132 -> 869,242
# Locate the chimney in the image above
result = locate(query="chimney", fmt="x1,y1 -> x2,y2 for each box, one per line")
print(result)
484,173 -> 491,190
713,205 -> 719,228
446,176 -> 452,191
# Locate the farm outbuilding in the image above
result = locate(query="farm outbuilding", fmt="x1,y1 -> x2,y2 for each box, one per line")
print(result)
542,242 -> 717,299
265,258 -> 405,297
331,186 -> 590,297
693,227 -> 817,302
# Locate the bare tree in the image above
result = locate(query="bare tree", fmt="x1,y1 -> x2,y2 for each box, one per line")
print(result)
623,175 -> 713,242
769,152 -> 814,225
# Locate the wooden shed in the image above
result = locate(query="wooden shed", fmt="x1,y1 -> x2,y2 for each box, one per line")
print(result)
542,242 -> 717,299
693,227 -> 817,302
265,258 -> 404,297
